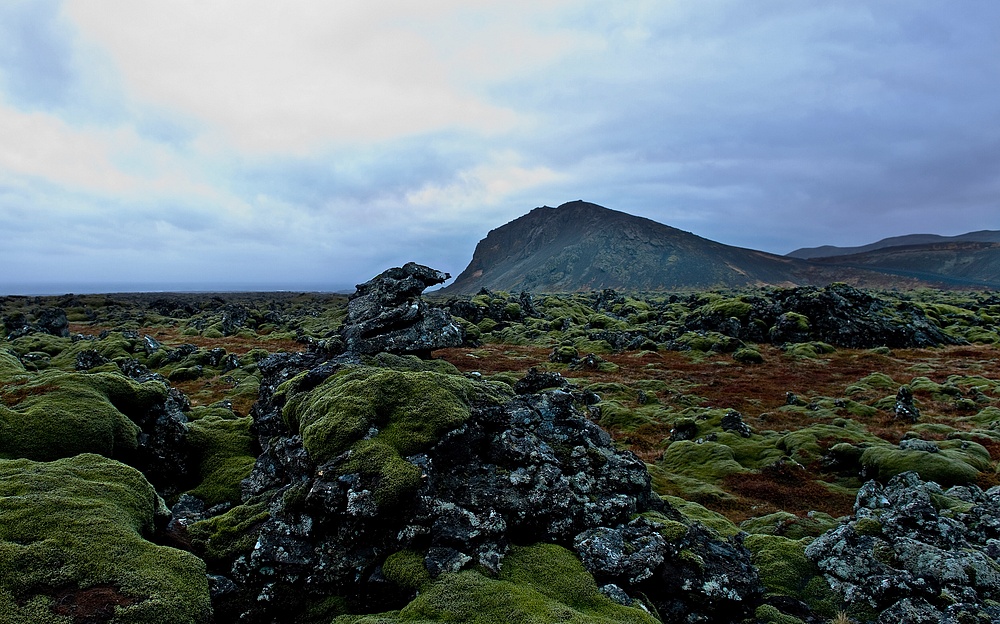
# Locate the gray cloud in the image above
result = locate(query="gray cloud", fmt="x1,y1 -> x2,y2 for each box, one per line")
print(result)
1,1 -> 998,293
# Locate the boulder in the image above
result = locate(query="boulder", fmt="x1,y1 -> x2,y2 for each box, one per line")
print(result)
341,263 -> 464,356
806,471 -> 1000,621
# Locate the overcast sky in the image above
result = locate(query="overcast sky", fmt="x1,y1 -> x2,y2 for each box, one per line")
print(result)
1,1 -> 998,294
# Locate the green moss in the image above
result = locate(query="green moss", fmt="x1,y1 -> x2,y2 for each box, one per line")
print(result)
8,333 -> 72,358
337,543 -> 658,624
967,406 -> 1000,427
0,454 -> 211,623
383,550 -> 431,591
777,424 -> 878,466
187,500 -> 269,567
660,440 -> 745,483
0,350 -> 26,381
0,370 -> 144,461
854,517 -> 883,537
859,446 -> 982,486
739,512 -> 839,539
661,496 -> 741,537
744,534 -> 822,602
185,415 -> 256,506
283,367 -> 512,506
640,512 -> 690,542
845,372 -> 898,395
342,439 -> 423,506
370,353 -> 461,376
755,605 -> 806,624
733,347 -> 764,364
703,298 -> 753,320
783,342 -> 835,359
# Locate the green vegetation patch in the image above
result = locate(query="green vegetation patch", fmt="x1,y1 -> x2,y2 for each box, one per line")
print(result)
338,543 -> 658,624
0,369 -> 165,461
859,443 -> 987,487
185,413 -> 256,506
744,534 -> 840,617
0,454 -> 211,623
283,367 -> 513,505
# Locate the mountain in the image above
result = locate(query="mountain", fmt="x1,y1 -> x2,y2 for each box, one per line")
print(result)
787,230 -> 1000,259
444,201 -> 876,294
810,241 -> 1000,289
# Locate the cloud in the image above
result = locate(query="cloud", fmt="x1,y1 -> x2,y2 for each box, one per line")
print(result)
62,0 -> 591,154
405,152 -> 566,215
2,1 -> 1000,293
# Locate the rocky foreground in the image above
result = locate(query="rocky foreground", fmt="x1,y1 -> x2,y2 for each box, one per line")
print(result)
2,264 -> 1000,623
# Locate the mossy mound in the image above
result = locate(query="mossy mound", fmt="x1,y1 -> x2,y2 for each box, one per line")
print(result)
859,442 -> 989,486
335,543 -> 658,624
282,367 -> 513,504
0,454 -> 211,623
185,411 -> 256,506
0,368 -> 170,461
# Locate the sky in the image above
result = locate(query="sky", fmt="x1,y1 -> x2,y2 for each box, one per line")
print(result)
1,1 -> 998,294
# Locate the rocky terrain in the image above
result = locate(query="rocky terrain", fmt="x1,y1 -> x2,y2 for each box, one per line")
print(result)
2,264 -> 1000,623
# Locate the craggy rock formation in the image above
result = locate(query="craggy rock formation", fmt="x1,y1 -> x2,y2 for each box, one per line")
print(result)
806,471 -> 1000,622
341,262 -> 463,356
3,306 -> 70,338
894,385 -> 921,422
197,353 -> 762,623
448,283 -> 964,356
685,283 -> 958,349
769,284 -> 958,349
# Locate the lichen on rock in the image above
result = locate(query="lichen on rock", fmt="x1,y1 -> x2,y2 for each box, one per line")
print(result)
806,470 -> 1000,621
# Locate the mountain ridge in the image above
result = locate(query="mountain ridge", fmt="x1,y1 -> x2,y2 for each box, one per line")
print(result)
444,201 -> 996,293
787,230 -> 1000,259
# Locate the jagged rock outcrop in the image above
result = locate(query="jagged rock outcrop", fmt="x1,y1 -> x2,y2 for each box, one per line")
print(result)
3,307 -> 70,338
341,262 -> 463,356
685,283 -> 960,349
205,354 -> 762,623
806,471 -> 1000,622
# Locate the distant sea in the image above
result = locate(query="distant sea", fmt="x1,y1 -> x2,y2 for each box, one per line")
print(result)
0,282 -> 355,297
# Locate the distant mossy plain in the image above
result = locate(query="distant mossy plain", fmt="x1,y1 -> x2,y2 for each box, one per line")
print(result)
1,285 -> 999,622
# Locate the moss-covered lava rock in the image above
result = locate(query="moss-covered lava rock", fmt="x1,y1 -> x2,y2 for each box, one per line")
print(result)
0,453 -> 211,623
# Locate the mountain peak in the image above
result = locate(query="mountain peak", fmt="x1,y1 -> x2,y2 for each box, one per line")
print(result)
444,201 -> 805,293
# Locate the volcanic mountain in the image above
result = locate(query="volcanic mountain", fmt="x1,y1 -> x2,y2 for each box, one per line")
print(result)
808,241 -> 1000,289
787,230 -> 1000,259
444,201 -> 824,293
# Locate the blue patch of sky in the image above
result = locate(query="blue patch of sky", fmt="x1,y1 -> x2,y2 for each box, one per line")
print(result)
0,0 -> 75,110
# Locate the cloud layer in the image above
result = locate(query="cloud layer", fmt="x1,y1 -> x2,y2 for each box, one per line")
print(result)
2,0 -> 998,293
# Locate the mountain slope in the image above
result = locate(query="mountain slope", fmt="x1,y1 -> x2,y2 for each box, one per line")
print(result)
812,241 -> 1000,289
787,230 -> 1000,259
445,201 -> 822,294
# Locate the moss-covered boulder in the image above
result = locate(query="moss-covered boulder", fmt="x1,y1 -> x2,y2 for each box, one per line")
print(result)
859,441 -> 989,487
0,370 -> 153,461
336,543 -> 659,624
282,366 -> 512,505
0,454 -> 211,623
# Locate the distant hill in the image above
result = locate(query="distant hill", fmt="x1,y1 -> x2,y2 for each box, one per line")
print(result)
444,201 -> 914,294
787,231 -> 1000,259
810,241 -> 1000,289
